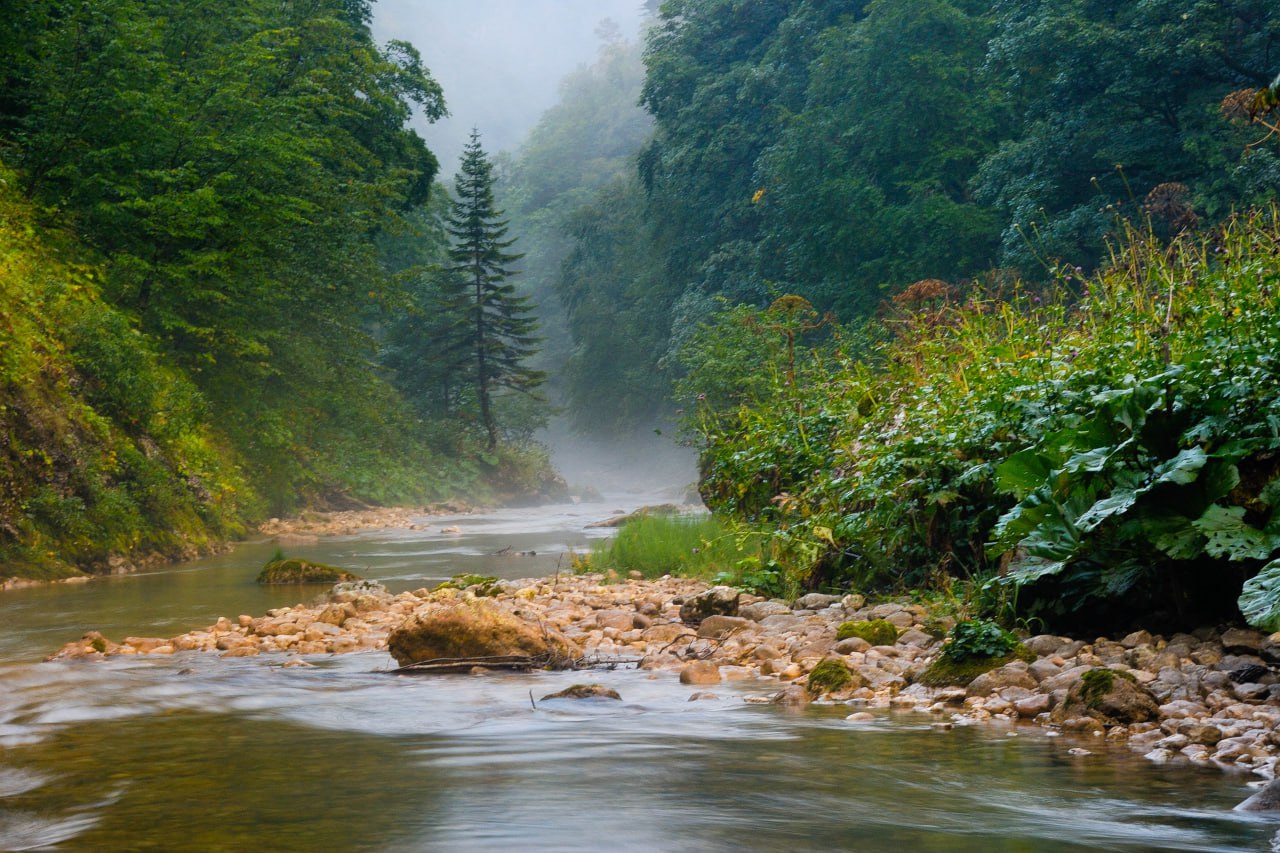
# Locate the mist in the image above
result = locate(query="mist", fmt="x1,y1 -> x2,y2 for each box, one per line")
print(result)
372,0 -> 646,168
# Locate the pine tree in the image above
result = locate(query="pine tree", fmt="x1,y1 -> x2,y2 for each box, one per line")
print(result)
445,129 -> 546,450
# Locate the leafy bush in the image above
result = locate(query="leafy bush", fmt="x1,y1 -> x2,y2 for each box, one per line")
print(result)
681,210 -> 1280,632
940,619 -> 1019,663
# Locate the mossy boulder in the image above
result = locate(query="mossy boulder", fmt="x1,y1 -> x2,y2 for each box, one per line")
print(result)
835,619 -> 899,646
387,599 -> 580,667
257,559 -> 360,585
806,657 -> 864,696
916,645 -> 1035,687
1051,667 -> 1159,726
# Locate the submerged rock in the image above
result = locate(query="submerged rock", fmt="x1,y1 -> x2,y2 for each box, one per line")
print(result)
256,559 -> 360,585
540,684 -> 622,701
387,599 -> 580,667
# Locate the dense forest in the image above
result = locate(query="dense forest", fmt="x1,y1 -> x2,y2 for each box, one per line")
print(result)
495,1 -> 1280,632
0,0 -> 557,579
521,0 -> 1280,434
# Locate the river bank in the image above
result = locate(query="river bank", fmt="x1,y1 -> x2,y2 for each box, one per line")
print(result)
48,572 -> 1280,782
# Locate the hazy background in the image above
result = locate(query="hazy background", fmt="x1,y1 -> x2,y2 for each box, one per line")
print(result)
372,0 -> 646,169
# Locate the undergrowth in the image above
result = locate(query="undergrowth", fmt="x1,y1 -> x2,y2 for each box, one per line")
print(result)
680,209 -> 1280,633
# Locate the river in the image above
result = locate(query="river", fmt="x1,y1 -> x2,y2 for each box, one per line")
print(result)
1,494 -> 1277,852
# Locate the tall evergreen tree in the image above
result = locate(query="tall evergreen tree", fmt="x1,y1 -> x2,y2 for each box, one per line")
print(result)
445,130 -> 546,450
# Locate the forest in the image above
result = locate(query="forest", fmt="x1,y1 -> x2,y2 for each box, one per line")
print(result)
500,0 -> 1280,633
0,0 -> 557,578
3,0 -> 1280,634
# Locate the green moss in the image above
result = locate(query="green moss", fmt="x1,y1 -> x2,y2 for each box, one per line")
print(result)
256,559 -> 360,585
1079,667 -> 1136,708
835,619 -> 899,646
916,644 -> 1035,687
89,636 -> 107,654
806,657 -> 854,695
434,574 -> 501,596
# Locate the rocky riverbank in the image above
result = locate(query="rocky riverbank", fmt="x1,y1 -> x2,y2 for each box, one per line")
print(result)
257,502 -> 479,539
49,573 -> 1280,780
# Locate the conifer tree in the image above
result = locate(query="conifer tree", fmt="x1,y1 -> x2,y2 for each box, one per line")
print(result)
445,129 -> 546,450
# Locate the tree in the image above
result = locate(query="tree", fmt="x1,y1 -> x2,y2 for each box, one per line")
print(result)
445,130 -> 546,450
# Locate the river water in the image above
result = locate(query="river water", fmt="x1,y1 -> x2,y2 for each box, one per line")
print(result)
1,494 -> 1277,852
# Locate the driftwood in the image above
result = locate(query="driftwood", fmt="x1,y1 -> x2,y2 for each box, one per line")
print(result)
391,654 -> 559,674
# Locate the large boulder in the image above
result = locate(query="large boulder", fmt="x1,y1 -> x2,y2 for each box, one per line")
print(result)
387,599 -> 580,667
1237,777 -> 1280,812
679,586 -> 740,625
1051,667 -> 1159,727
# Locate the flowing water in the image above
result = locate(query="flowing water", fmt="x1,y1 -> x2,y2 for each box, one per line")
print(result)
1,494 -> 1278,852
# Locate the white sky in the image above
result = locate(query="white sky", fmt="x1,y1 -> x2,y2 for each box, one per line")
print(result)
372,0 -> 645,169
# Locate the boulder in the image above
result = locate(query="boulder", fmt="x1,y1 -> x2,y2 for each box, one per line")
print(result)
679,586 -> 741,625
793,593 -> 842,611
679,660 -> 722,685
1051,667 -> 1160,727
696,615 -> 756,639
387,599 -> 580,667
1221,627 -> 1266,654
965,662 -> 1037,697
1237,778 -> 1280,812
739,601 -> 793,621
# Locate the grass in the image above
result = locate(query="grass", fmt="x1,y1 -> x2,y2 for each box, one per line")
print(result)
589,513 -> 754,582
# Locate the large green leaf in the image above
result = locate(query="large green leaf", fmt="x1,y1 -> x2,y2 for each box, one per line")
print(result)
994,449 -> 1052,496
1193,505 -> 1280,561
1076,489 -> 1139,532
1239,558 -> 1280,632
1150,447 -> 1207,486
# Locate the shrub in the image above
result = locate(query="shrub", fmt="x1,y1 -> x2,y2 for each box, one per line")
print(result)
681,209 -> 1280,632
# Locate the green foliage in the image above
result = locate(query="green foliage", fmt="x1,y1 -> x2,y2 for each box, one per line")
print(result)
835,620 -> 898,646
548,0 -> 1278,441
0,165 -> 252,578
1239,559 -> 1280,633
686,209 -> 1280,632
940,619 -> 1018,664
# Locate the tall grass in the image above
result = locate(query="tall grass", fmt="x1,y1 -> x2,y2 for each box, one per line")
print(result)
591,514 -> 765,585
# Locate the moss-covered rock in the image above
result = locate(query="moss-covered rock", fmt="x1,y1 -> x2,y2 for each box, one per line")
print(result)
806,657 -> 858,696
433,574 -> 501,596
256,558 -> 360,585
916,645 -> 1035,687
1052,667 -> 1159,726
835,619 -> 899,646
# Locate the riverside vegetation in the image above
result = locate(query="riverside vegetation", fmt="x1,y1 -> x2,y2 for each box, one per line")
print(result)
677,210 -> 1280,640
0,1 -> 556,581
